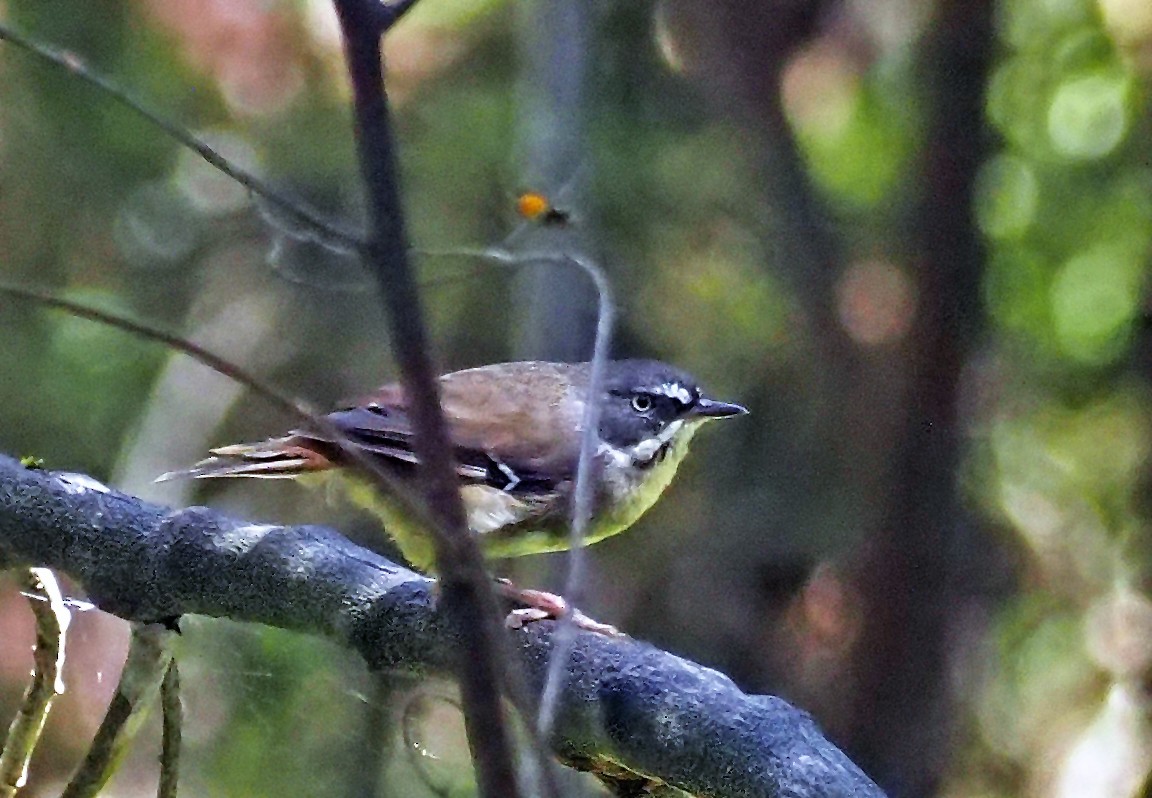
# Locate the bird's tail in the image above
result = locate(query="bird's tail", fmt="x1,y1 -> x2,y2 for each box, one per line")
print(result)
155,438 -> 333,482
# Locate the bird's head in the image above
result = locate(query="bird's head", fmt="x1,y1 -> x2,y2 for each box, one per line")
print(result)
596,359 -> 747,464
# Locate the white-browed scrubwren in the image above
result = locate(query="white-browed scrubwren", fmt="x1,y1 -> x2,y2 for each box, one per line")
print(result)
159,359 -> 746,624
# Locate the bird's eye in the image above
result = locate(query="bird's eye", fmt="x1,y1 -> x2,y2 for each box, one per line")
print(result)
631,394 -> 653,413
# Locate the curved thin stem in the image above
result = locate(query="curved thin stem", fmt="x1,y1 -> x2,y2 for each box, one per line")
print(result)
0,23 -> 364,255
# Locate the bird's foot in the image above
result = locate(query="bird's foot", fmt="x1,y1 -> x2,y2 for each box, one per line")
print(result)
497,582 -> 621,636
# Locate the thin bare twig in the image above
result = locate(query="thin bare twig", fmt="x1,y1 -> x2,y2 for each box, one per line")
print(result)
412,244 -> 617,737
158,660 -> 182,798
412,240 -> 621,744
329,3 -> 520,797
62,624 -> 175,798
539,255 -> 613,737
0,285 -> 317,423
0,23 -> 363,255
0,568 -> 70,798
0,283 -> 434,538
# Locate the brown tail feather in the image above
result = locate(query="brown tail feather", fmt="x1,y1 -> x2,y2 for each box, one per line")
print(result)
155,438 -> 333,482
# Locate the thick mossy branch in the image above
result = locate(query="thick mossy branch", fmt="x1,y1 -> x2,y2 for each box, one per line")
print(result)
0,455 -> 883,798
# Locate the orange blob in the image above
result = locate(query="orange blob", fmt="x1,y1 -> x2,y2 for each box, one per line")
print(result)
515,192 -> 571,226
516,192 -> 551,220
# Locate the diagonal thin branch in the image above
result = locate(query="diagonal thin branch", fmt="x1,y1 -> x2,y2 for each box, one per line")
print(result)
0,22 -> 363,255
0,284 -> 318,425
329,3 -> 521,797
0,282 -> 434,541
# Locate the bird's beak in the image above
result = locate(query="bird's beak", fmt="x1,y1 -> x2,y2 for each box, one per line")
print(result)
691,397 -> 749,419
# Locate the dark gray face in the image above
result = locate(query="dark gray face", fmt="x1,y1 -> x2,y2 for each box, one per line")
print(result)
596,359 -> 746,449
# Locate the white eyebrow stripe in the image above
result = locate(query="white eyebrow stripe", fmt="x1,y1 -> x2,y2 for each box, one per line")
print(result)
653,382 -> 693,405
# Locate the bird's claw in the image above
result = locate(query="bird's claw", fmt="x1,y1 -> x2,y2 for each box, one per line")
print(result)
500,586 -> 622,636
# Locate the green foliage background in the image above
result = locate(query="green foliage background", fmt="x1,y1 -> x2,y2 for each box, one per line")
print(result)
1,0 -> 1151,796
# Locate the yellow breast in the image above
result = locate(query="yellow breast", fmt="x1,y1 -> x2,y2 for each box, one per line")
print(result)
299,423 -> 701,572
300,471 -> 440,572
593,423 -> 700,541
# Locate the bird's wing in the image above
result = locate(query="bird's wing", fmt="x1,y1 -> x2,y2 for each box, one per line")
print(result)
158,363 -> 588,487
442,363 -> 585,478
329,362 -> 586,489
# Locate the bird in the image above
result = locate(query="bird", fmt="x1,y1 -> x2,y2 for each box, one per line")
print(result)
159,359 -> 746,626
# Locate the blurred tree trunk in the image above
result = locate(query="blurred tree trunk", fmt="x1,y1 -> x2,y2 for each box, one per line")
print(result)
845,2 -> 995,795
655,1 -> 1000,795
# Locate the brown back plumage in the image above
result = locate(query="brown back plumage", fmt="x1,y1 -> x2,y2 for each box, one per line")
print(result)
157,361 -> 589,490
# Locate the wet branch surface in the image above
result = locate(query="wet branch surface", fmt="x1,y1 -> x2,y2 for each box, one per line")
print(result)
0,455 -> 883,798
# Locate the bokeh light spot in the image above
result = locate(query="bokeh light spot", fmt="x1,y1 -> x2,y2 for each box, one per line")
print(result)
113,182 -> 201,268
783,46 -> 911,209
1050,243 -> 1143,362
987,56 -> 1051,154
835,260 -> 916,346
1051,682 -> 1152,798
1047,72 -> 1131,160
1099,0 -> 1152,46
1000,0 -> 1094,49
652,1 -> 685,75
1085,588 -> 1152,678
782,44 -> 860,139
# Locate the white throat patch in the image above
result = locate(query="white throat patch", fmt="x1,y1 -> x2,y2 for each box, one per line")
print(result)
623,418 -> 685,463
594,419 -> 702,511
